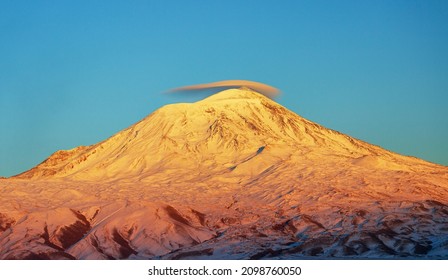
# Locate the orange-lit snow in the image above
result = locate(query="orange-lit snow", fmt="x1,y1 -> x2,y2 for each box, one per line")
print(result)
1,88 -> 447,259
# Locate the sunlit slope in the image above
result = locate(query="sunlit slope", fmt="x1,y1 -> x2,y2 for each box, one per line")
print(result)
2,88 -> 448,259
15,88 -> 437,181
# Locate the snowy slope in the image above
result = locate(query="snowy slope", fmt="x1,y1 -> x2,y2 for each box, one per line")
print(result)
1,88 -> 448,259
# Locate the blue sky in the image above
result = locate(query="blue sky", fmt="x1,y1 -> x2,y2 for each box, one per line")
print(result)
1,0 -> 447,176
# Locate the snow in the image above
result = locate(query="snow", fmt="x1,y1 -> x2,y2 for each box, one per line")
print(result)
1,88 -> 448,259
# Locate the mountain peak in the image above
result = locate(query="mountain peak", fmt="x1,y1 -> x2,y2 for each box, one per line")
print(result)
14,87 -> 440,181
4,86 -> 448,260
199,87 -> 270,103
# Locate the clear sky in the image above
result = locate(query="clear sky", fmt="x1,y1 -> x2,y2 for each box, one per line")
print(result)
1,0 -> 447,177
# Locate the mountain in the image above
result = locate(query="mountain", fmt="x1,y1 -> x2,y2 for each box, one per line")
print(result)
1,88 -> 448,259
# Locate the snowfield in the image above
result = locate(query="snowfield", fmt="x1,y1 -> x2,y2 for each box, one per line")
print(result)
1,88 -> 447,259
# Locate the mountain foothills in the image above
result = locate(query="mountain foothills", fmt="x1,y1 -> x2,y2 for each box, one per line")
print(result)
1,88 -> 447,259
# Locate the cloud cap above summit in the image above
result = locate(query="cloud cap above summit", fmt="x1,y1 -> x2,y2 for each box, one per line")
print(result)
168,80 -> 280,99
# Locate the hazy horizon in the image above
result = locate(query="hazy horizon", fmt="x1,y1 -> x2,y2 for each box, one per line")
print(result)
1,1 -> 448,176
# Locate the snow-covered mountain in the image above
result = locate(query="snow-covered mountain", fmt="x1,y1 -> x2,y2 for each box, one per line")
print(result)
1,88 -> 447,259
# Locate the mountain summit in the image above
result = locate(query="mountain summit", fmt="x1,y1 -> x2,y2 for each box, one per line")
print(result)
2,88 -> 448,259
15,88 -> 432,180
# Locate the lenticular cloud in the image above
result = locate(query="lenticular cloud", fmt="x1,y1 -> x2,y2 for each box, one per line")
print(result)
169,80 -> 280,99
